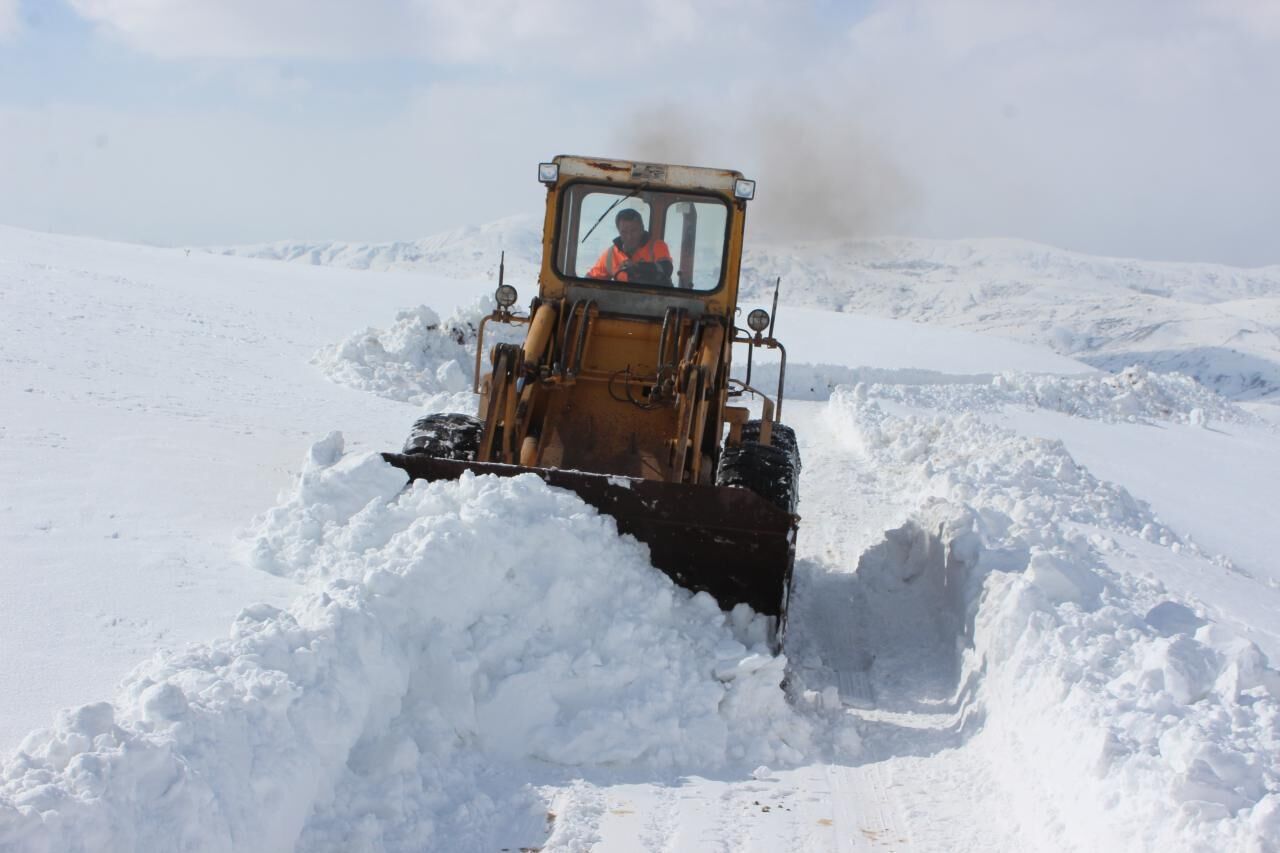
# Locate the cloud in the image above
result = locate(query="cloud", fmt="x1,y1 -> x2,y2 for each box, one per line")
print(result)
1204,0 -> 1280,40
0,80 -> 588,246
5,1 -> 1278,264
66,0 -> 411,59
821,0 -> 1280,264
0,0 -> 20,39
66,0 -> 781,66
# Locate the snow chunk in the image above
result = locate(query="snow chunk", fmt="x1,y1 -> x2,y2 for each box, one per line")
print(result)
1146,636 -> 1222,705
1026,548 -> 1103,608
308,430 -> 344,468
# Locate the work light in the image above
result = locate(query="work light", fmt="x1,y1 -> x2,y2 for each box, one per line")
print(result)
733,179 -> 756,200
495,284 -> 518,308
747,308 -> 770,332
538,162 -> 559,184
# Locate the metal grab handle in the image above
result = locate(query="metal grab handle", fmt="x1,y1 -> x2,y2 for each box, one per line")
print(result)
556,299 -> 597,380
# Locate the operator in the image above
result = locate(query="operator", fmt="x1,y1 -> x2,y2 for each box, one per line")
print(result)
587,208 -> 673,285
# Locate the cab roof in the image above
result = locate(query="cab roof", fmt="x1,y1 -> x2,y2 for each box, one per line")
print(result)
553,155 -> 744,195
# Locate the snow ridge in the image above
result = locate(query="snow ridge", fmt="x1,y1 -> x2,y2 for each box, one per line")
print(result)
822,383 -> 1280,850
1,441 -> 808,853
760,362 -> 1256,427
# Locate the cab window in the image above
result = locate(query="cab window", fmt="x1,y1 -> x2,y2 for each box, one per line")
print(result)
555,184 -> 729,291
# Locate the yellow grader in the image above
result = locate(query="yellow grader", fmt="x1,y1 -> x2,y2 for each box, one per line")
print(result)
383,156 -> 800,638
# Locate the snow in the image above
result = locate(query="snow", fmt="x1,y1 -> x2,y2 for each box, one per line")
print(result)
814,384 -> 1279,850
3,452 -> 803,852
313,298 -> 523,411
4,222 -> 1280,851
0,225 -> 485,749
224,219 -> 1280,402
221,215 -> 542,281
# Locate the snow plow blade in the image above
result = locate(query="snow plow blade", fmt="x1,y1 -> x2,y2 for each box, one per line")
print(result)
382,453 -> 798,619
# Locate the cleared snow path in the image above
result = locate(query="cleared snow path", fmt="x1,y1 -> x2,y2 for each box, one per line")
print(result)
802,382 -> 1280,852
530,399 -> 1036,852
545,372 -> 1279,851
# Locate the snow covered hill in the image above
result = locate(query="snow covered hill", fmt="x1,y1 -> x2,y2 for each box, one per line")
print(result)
4,225 -> 1279,851
224,218 -> 1280,403
220,215 -> 542,281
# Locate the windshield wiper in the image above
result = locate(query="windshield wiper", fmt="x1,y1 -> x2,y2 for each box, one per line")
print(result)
581,184 -> 647,245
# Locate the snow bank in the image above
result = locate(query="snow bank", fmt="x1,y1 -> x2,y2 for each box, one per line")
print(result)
826,386 -> 1280,851
311,297 -> 523,412
986,366 -> 1253,426
739,362 -> 995,402
759,362 -> 1253,426
1,440 -> 810,852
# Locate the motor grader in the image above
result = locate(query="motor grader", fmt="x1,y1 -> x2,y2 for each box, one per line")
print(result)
383,156 -> 799,637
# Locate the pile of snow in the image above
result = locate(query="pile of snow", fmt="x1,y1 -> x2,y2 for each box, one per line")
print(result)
754,362 -> 1252,426
311,297 -> 531,413
880,364 -> 1250,426
1,437 -> 810,852
983,366 -> 1250,425
740,362 -> 996,403
311,297 -> 524,412
823,385 -> 1280,850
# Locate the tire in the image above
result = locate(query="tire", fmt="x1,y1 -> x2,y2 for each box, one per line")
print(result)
716,440 -> 799,514
402,412 -> 482,460
740,420 -> 801,474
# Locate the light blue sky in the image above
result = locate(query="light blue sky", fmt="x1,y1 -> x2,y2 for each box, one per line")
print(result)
2,0 -> 1277,266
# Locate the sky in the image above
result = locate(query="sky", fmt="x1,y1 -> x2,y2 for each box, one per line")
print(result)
1,0 -> 1278,266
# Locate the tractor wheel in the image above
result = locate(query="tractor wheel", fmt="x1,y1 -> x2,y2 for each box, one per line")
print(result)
716,440 -> 799,514
740,420 -> 802,474
403,412 -> 482,460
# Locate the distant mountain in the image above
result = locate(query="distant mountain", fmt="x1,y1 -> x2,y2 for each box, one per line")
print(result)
221,221 -> 1280,401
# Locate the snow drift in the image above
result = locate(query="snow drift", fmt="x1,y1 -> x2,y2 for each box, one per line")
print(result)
1,438 -> 809,852
819,383 -> 1280,851
752,361 -> 1255,427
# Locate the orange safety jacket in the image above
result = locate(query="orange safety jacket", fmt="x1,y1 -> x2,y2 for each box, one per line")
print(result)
587,233 -> 673,282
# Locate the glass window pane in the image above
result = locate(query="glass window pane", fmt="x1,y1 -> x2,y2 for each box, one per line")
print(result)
576,193 -> 650,280
555,185 -> 728,292
663,202 -> 726,291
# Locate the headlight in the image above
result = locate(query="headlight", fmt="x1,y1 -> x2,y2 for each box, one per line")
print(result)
538,162 -> 559,184
733,178 -> 756,200
747,308 -> 770,332
495,284 -> 518,309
